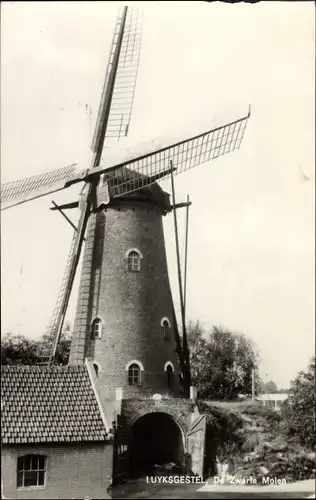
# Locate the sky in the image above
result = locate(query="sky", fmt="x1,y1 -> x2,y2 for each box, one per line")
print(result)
1,1 -> 315,389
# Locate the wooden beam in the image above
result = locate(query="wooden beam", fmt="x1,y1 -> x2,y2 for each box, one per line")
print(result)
50,193 -> 190,213
50,201 -> 85,240
148,166 -> 177,183
51,201 -> 77,230
183,194 -> 190,320
170,201 -> 192,210
50,201 -> 79,211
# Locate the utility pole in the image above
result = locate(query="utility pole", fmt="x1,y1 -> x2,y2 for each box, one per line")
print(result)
252,368 -> 255,400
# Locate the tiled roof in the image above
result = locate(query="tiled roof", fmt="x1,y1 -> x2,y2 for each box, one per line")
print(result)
1,365 -> 109,444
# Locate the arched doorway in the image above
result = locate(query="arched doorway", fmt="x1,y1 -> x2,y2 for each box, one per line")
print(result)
129,412 -> 184,477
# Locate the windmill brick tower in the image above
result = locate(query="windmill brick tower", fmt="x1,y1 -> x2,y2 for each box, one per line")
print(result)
70,173 -> 182,399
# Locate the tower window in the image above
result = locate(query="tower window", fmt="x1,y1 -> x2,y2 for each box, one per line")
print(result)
167,365 -> 173,390
91,318 -> 102,339
128,363 -> 141,386
162,320 -> 169,341
93,363 -> 99,377
164,361 -> 175,391
127,251 -> 141,272
161,317 -> 171,341
17,455 -> 46,488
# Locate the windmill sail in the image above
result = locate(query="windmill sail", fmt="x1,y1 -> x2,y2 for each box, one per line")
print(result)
0,163 -> 79,211
97,110 -> 251,198
45,187 -> 92,364
0,110 -> 250,211
92,6 -> 142,148
38,227 -> 78,363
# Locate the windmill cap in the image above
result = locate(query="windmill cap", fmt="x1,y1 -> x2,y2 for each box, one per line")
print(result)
101,166 -> 171,213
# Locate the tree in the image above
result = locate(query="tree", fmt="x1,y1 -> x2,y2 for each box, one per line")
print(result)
1,323 -> 72,366
186,321 -> 208,385
1,332 -> 41,365
277,388 -> 289,394
263,380 -> 278,393
187,322 -> 261,400
284,357 -> 315,449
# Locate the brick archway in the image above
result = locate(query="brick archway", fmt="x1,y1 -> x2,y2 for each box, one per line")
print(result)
129,411 -> 185,477
124,400 -> 191,434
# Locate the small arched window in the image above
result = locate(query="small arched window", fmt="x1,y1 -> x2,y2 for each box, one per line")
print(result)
161,317 -> 171,341
162,320 -> 169,341
128,363 -> 141,386
93,362 -> 99,377
167,365 -> 173,390
127,250 -> 141,272
17,455 -> 46,488
91,318 -> 102,339
164,361 -> 175,391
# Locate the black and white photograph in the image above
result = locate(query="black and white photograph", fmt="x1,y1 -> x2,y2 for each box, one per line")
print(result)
1,1 -> 315,499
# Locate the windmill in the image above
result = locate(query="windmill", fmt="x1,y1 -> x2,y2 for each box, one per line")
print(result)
1,5 -> 250,396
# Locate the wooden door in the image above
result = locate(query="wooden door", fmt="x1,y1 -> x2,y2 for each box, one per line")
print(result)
186,414 -> 207,479
112,419 -> 130,485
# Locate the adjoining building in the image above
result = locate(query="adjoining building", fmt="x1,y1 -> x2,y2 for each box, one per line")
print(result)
256,393 -> 288,412
1,364 -> 113,499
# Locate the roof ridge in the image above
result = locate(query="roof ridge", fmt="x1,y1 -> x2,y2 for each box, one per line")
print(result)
1,364 -> 86,371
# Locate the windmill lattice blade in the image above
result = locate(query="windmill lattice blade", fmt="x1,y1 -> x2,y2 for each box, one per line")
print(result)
0,163 -> 79,210
46,229 -> 78,349
37,228 -> 78,364
92,6 -> 142,150
45,193 -> 91,364
103,112 -> 250,198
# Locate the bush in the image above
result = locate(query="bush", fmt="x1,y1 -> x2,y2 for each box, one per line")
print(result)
198,397 -> 316,483
269,452 -> 316,481
284,357 -> 315,449
197,400 -> 245,476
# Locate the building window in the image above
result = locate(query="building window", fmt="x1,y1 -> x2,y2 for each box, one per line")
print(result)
161,317 -> 171,341
17,455 -> 46,488
127,251 -> 141,272
128,363 -> 141,386
167,365 -> 173,390
164,362 -> 175,391
91,318 -> 102,339
162,320 -> 170,341
93,362 -> 99,377
125,360 -> 144,387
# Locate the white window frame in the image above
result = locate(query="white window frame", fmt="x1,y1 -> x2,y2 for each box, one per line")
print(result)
125,359 -> 144,387
125,248 -> 143,273
17,454 -> 47,489
164,362 -> 175,390
164,361 -> 175,372
161,317 -> 171,341
91,317 -> 103,339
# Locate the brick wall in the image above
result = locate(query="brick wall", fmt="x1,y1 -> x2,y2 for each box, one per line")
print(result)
2,443 -> 112,500
70,200 -> 181,399
121,398 -> 196,435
